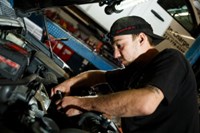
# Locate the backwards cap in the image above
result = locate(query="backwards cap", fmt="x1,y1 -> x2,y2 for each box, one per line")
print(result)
109,16 -> 165,45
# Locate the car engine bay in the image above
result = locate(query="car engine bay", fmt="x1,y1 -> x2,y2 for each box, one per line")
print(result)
0,0 -> 121,133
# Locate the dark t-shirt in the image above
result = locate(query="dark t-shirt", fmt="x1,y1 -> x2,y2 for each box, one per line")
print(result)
106,48 -> 199,133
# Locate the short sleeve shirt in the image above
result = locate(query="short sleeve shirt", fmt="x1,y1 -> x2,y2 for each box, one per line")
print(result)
106,48 -> 199,133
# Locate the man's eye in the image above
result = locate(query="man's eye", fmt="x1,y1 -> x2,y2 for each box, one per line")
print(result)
116,44 -> 122,49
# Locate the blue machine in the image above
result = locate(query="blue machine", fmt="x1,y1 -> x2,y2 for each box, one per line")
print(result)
46,19 -> 118,70
185,35 -> 200,65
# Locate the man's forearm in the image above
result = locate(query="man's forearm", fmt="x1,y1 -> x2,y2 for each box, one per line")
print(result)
71,70 -> 107,88
79,86 -> 164,117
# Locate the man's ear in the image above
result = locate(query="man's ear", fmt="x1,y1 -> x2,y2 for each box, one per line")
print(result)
140,38 -> 144,43
139,33 -> 146,44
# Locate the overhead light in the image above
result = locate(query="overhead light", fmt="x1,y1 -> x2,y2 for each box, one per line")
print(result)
174,12 -> 189,17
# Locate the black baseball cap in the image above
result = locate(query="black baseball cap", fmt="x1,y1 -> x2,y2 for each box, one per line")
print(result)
109,16 -> 165,45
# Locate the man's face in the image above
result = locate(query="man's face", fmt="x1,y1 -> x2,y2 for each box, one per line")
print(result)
112,34 -> 141,66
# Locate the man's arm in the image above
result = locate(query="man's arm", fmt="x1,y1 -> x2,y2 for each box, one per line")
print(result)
51,70 -> 106,96
70,70 -> 107,88
59,85 -> 164,117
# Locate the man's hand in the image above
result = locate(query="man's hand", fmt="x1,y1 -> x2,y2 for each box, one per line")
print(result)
56,96 -> 84,116
51,80 -> 71,97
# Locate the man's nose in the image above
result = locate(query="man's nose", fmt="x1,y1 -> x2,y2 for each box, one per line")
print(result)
114,48 -> 121,59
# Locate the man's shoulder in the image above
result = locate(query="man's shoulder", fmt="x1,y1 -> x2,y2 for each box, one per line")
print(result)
158,48 -> 183,58
160,48 -> 181,54
151,48 -> 187,66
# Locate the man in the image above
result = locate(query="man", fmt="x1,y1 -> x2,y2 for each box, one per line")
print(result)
51,16 -> 199,133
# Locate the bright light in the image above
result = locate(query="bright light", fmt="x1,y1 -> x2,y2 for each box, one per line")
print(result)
115,0 -> 150,10
174,12 -> 189,17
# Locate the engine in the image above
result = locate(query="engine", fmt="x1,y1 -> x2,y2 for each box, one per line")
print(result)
0,17 -> 120,133
0,32 -> 62,132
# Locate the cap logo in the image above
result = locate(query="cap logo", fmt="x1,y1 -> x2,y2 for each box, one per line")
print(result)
116,26 -> 136,34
